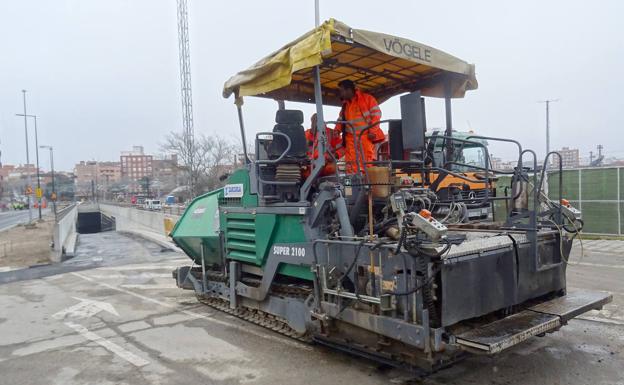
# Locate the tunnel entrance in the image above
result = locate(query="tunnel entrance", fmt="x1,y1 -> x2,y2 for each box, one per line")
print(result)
77,212 -> 116,234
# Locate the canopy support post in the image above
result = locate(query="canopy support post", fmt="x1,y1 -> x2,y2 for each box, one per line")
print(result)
299,66 -> 326,201
444,76 -> 454,163
236,99 -> 250,164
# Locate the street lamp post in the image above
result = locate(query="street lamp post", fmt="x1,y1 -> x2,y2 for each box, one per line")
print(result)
16,90 -> 33,224
539,99 -> 559,196
40,145 -> 56,221
33,116 -> 42,219
16,113 -> 42,219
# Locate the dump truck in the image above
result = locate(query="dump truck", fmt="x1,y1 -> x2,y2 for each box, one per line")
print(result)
171,19 -> 611,373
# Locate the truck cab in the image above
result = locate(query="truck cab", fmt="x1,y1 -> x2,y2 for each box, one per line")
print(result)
428,130 -> 494,220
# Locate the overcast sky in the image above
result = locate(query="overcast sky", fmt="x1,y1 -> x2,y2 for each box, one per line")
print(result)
1,0 -> 623,171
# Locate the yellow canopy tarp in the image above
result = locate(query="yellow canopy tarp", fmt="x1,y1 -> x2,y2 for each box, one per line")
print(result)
223,19 -> 477,106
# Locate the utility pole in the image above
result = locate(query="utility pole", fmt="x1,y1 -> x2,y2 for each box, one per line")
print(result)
16,114 -> 42,219
40,145 -> 56,221
597,144 -> 603,159
18,90 -> 33,224
589,151 -> 594,166
177,0 -> 195,198
539,99 -> 559,161
539,99 -> 558,195
33,116 -> 41,219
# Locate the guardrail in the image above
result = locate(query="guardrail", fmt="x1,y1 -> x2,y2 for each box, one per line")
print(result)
98,203 -> 182,250
99,201 -> 187,216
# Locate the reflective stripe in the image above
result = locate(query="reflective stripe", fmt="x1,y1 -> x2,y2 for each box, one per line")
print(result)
370,106 -> 381,112
370,112 -> 381,117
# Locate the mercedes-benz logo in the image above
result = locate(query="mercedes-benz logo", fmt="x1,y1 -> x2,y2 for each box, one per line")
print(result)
468,191 -> 476,200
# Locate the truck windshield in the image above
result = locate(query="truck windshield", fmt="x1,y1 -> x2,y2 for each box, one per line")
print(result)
453,146 -> 487,172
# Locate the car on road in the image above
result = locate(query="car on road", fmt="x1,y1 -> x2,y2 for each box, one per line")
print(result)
143,199 -> 162,210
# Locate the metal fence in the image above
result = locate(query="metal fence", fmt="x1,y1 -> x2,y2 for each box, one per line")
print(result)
490,167 -> 622,235
547,167 -> 623,235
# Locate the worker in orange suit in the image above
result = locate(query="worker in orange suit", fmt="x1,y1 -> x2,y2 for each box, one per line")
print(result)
335,80 -> 385,174
304,113 -> 343,177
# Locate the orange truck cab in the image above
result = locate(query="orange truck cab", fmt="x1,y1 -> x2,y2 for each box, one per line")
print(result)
380,130 -> 495,221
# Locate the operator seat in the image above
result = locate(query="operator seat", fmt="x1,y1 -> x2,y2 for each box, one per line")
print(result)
261,109 -> 307,202
268,109 -> 307,160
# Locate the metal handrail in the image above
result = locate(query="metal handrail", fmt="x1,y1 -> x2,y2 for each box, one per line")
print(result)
254,131 -> 301,199
254,131 -> 292,165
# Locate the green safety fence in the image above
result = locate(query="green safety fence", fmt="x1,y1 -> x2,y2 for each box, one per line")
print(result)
547,167 -> 622,235
488,167 -> 622,235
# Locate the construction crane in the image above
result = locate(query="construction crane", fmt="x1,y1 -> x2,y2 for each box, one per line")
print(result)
176,0 -> 195,197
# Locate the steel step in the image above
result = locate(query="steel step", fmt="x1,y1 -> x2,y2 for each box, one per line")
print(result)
528,289 -> 612,322
456,289 -> 612,354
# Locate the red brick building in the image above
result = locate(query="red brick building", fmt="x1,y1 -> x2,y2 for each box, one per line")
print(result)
120,146 -> 153,181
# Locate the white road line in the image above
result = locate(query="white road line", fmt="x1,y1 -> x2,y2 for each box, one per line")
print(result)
65,322 -> 150,367
87,274 -> 173,279
119,284 -> 176,290
576,316 -> 624,326
96,264 -> 186,271
71,272 -> 311,350
575,262 -> 624,269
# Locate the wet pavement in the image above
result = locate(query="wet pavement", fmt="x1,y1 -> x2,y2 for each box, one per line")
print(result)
0,231 -> 177,284
0,233 -> 622,385
0,209 -> 50,232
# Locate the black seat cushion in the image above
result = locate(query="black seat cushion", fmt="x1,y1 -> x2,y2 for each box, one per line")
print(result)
268,123 -> 307,159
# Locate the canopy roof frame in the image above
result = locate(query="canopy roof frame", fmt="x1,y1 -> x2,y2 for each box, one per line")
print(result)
223,19 -> 478,107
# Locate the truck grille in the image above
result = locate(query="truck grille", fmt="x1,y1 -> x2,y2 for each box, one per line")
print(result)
460,189 -> 488,201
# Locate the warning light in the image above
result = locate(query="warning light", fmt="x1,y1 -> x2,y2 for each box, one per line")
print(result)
561,199 -> 570,207
419,209 -> 432,219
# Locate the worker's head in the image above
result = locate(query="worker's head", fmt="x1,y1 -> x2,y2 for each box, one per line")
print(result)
310,113 -> 318,131
338,79 -> 356,101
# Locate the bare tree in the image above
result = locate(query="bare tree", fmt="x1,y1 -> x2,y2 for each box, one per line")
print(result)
161,132 -> 239,197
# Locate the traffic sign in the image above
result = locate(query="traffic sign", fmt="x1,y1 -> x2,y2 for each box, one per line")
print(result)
51,192 -> 57,201
36,187 -> 43,199
25,186 -> 33,195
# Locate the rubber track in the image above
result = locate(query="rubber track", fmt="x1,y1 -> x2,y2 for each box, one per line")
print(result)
197,295 -> 311,342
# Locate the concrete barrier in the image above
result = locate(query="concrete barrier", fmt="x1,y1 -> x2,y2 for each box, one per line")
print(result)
53,204 -> 78,262
99,203 -> 181,250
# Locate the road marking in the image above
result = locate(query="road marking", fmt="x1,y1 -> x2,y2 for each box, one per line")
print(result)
576,316 -> 624,326
96,264 -> 186,271
119,284 -> 176,290
53,297 -> 119,320
65,322 -> 150,367
71,272 -> 311,350
0,266 -> 22,273
87,273 -> 173,279
575,262 -> 624,270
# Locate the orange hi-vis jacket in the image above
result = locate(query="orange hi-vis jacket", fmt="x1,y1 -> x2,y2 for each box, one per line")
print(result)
305,126 -> 343,176
336,89 -> 384,174
305,126 -> 343,160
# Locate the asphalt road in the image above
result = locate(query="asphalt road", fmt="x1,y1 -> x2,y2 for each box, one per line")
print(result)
0,233 -> 622,385
0,209 -> 49,231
